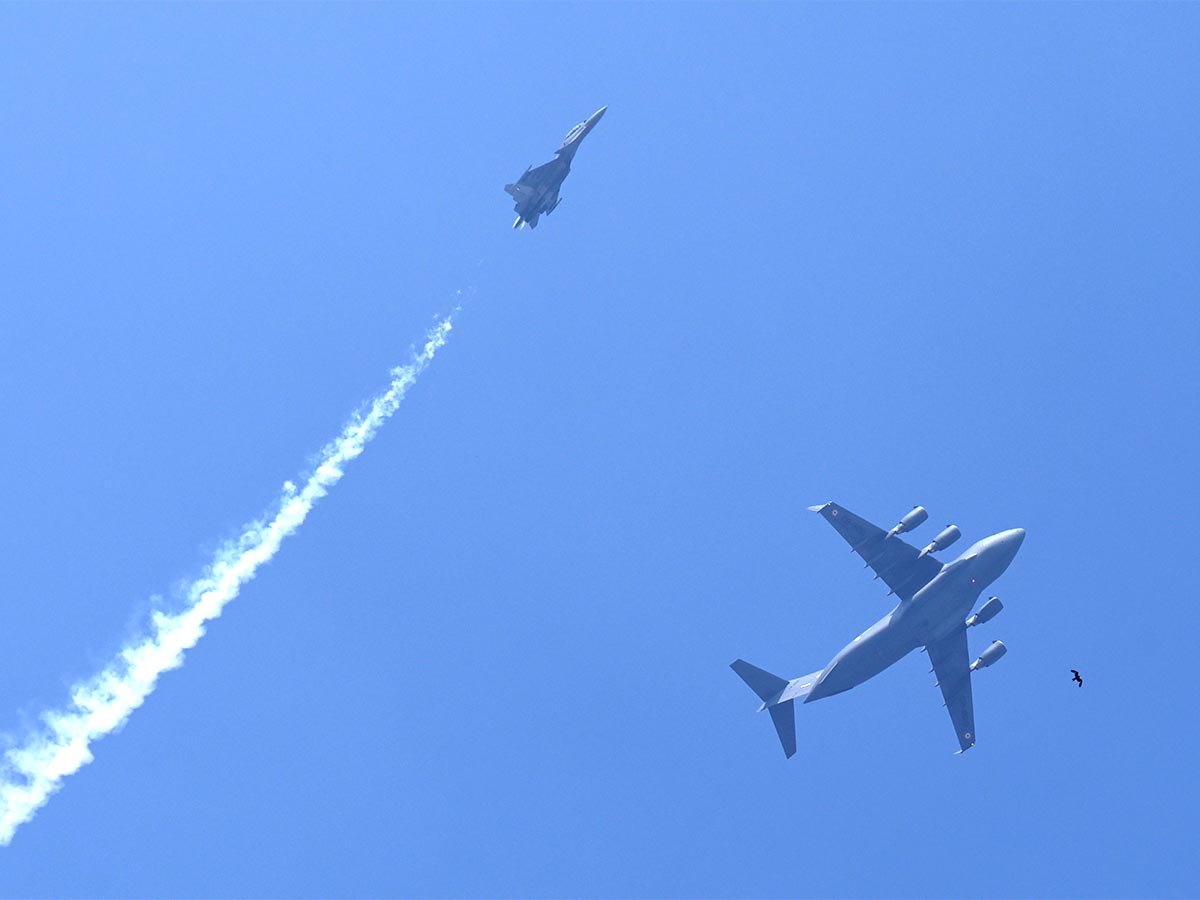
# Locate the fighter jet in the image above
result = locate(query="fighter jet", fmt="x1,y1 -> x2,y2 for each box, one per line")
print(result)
505,106 -> 607,229
732,502 -> 1025,756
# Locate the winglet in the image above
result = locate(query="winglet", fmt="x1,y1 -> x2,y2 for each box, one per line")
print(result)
807,503 -> 830,512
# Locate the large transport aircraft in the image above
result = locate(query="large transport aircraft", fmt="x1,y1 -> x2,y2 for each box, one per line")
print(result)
732,502 -> 1024,756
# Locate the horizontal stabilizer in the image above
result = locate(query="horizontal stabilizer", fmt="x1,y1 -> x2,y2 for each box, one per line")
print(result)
769,701 -> 797,758
730,659 -> 788,703
731,659 -> 814,759
506,182 -> 539,201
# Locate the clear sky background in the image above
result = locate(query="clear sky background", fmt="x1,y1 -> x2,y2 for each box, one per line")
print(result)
2,4 -> 1198,898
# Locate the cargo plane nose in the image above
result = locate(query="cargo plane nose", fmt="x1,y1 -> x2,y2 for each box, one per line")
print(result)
992,528 -> 1025,573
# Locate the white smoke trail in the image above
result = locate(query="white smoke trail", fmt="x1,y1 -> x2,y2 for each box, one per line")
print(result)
0,314 -> 455,846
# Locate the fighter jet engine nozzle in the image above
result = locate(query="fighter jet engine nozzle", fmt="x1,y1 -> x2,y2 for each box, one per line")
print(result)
966,596 -> 1004,628
970,640 -> 1007,671
918,524 -> 962,558
886,506 -> 928,540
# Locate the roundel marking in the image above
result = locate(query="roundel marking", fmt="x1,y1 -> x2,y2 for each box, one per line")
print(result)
831,509 -> 839,517
964,732 -> 973,740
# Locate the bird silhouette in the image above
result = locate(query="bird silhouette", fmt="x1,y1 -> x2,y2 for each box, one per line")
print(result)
1071,669 -> 1083,687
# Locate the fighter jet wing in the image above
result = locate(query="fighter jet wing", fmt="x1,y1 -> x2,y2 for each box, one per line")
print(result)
926,626 -> 976,753
809,502 -> 944,601
518,160 -> 559,188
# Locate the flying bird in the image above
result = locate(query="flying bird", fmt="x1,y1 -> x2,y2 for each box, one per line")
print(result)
1071,669 -> 1083,687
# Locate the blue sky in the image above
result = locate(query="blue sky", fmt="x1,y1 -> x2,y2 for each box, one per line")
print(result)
2,3 -> 1198,897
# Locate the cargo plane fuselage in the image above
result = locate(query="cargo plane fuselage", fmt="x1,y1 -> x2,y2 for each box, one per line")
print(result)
805,527 -> 1024,702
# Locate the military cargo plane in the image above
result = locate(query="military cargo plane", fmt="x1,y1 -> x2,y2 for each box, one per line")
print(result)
505,106 -> 606,230
732,502 -> 1024,756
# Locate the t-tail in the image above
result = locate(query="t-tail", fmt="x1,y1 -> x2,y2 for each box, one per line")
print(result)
730,659 -> 822,759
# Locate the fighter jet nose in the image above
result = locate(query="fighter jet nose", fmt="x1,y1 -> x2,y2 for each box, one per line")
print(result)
1010,528 -> 1026,546
592,106 -> 607,121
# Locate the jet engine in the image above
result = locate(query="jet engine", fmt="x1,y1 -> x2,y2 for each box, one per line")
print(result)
966,596 -> 1003,628
918,525 -> 962,559
970,640 -> 1007,671
886,506 -> 928,540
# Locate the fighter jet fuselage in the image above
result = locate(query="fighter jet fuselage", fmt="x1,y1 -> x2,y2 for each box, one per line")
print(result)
505,106 -> 605,230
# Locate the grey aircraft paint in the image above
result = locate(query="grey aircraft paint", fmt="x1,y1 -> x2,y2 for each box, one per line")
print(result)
732,502 -> 1024,756
505,106 -> 606,229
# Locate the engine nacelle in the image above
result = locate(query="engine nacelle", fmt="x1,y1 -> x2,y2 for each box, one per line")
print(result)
970,640 -> 1007,671
918,524 -> 962,558
966,596 -> 1003,628
886,506 -> 928,540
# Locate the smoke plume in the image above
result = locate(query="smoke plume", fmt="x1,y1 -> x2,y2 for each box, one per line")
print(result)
0,314 -> 454,845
